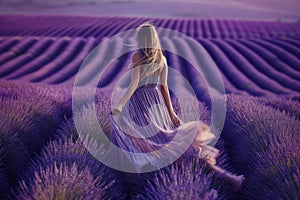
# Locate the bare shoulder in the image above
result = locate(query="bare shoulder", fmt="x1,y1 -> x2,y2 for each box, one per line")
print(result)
163,55 -> 167,63
161,55 -> 167,70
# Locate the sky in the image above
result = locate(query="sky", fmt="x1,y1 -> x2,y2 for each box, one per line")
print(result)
0,0 -> 299,21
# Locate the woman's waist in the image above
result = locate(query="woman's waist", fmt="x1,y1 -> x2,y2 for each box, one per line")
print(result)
137,83 -> 159,89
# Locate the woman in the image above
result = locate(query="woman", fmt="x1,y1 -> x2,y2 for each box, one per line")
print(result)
109,22 -> 245,192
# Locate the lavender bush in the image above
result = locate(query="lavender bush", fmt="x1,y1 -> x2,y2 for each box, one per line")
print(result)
250,95 -> 300,119
0,134 -> 16,196
0,89 -> 67,155
0,111 -> 31,189
171,94 -> 211,124
15,162 -> 110,200
133,157 -> 218,200
222,94 -> 300,199
0,80 -> 73,199
128,139 -> 238,200
0,79 -> 72,114
15,135 -> 127,199
212,139 -> 243,200
0,169 -> 9,197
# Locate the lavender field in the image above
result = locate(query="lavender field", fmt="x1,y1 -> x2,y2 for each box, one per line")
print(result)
0,14 -> 300,199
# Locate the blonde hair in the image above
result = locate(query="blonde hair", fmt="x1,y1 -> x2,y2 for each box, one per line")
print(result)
134,22 -> 165,76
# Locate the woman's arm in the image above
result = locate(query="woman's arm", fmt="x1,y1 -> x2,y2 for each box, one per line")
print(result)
159,64 -> 174,115
112,53 -> 140,115
159,57 -> 181,127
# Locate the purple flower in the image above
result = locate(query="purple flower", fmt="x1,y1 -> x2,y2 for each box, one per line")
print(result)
15,162 -> 109,200
18,136 -> 127,200
134,158 -> 218,200
223,94 -> 300,199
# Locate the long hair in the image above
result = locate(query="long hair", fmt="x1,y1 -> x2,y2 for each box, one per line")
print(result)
133,22 -> 164,77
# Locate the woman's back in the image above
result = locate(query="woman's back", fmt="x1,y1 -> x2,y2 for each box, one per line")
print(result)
133,52 -> 166,87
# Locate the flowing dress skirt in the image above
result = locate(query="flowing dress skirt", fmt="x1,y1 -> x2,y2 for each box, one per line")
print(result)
109,83 -> 219,172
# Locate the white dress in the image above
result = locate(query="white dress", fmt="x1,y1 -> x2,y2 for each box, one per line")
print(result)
108,57 -> 219,172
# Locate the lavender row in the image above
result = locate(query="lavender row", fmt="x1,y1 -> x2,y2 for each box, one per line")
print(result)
197,38 -> 300,96
211,39 -> 298,94
0,37 -> 53,78
0,36 -> 38,66
20,37 -> 86,82
221,94 -> 300,199
1,37 -> 68,79
0,80 -> 119,199
224,39 -> 300,93
13,136 -> 126,200
1,15 -> 299,39
1,78 -> 299,199
0,83 -> 73,199
133,158 -> 218,200
1,35 -> 299,97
